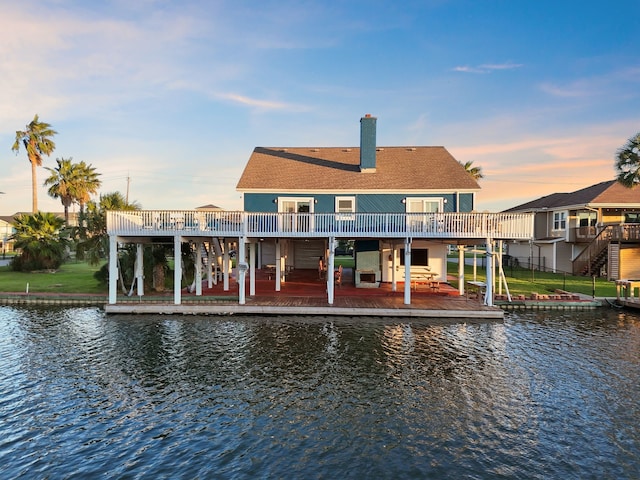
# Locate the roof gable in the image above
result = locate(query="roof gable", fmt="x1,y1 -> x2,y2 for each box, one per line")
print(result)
236,146 -> 480,192
504,180 -> 640,212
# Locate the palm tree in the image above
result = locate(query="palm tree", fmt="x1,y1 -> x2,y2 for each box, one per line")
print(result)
10,211 -> 68,271
44,158 -> 76,224
460,160 -> 484,181
615,132 -> 640,188
74,161 -> 102,215
75,191 -> 140,265
12,115 -> 57,212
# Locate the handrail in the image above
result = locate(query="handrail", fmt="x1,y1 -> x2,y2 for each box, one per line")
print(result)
106,210 -> 534,240
572,225 -> 614,275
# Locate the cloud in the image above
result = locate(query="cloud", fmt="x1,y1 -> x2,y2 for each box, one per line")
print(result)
453,62 -> 523,74
539,67 -> 640,99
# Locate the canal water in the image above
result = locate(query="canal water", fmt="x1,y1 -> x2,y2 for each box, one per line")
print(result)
1,307 -> 639,479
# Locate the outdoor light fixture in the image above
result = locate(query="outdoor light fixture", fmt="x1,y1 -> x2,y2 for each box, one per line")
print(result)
273,198 -> 278,204
401,198 -> 406,204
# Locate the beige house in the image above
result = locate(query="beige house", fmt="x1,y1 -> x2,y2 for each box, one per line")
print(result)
504,180 -> 640,279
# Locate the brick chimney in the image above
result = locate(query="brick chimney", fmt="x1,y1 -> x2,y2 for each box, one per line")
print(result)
360,114 -> 377,172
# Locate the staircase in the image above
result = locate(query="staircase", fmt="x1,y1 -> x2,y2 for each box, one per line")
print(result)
573,225 -> 614,276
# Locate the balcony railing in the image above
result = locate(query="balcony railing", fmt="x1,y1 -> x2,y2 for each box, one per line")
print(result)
107,210 -> 534,240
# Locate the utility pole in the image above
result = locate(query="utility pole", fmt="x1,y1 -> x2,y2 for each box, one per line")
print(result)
126,174 -> 130,204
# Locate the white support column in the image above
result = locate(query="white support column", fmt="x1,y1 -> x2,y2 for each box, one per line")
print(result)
498,241 -> 503,295
174,235 -> 182,305
404,238 -> 412,305
485,239 -> 493,306
249,241 -> 256,296
108,235 -> 118,304
391,244 -> 397,292
207,240 -> 213,288
223,240 -> 230,291
327,237 -> 336,305
458,245 -> 465,296
238,237 -> 247,305
195,241 -> 202,296
275,239 -> 281,292
136,243 -> 144,297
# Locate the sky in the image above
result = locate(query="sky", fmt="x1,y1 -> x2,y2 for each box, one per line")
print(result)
1,0 -> 639,215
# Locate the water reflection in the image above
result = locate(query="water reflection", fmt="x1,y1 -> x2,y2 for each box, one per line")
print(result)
0,307 -> 639,479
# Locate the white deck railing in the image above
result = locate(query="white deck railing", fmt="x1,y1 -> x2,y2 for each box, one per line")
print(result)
107,210 -> 534,240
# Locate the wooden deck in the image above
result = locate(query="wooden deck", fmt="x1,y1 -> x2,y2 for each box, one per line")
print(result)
106,268 -> 504,319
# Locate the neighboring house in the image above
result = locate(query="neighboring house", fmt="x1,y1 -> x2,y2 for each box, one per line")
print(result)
236,114 -> 481,286
0,211 -> 78,255
0,216 -> 15,254
503,180 -> 640,279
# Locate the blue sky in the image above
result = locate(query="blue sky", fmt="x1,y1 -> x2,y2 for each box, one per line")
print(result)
1,0 -> 639,214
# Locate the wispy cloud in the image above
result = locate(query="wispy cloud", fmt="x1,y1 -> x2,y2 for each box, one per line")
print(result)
453,62 -> 523,74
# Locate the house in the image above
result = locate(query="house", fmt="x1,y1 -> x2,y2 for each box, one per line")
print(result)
236,114 -> 481,288
0,216 -> 15,254
503,180 -> 640,279
105,115 -> 533,307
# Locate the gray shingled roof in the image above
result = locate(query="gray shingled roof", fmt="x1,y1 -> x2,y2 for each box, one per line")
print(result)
236,146 -> 480,192
504,180 -> 640,212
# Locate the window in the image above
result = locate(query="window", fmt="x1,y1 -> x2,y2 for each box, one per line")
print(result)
553,211 -> 567,230
399,248 -> 429,266
578,211 -> 597,227
624,212 -> 640,223
335,196 -> 355,218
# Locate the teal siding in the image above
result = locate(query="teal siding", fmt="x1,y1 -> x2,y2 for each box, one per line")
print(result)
243,192 -> 475,213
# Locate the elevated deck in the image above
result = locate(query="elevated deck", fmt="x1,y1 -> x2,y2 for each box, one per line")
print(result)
107,210 -> 534,241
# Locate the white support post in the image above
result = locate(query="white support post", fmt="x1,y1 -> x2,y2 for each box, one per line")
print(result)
458,245 -> 465,296
404,238 -> 412,305
136,243 -> 144,297
498,241 -> 503,295
174,235 -> 182,305
391,244 -> 397,292
327,237 -> 336,305
238,237 -> 247,305
195,241 -> 202,296
223,240 -> 230,291
249,241 -> 256,297
108,235 -> 118,304
485,239 -> 493,306
207,240 -> 213,288
275,239 -> 281,292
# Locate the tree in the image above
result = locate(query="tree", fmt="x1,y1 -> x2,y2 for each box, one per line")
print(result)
460,160 -> 484,180
12,115 -> 57,212
44,158 -> 76,224
10,212 -> 68,271
74,192 -> 140,266
615,132 -> 640,188
44,158 -> 102,224
74,161 -> 102,215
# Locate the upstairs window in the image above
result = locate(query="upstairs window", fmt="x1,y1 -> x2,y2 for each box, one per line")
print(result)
553,211 -> 567,230
624,212 -> 640,223
335,196 -> 355,219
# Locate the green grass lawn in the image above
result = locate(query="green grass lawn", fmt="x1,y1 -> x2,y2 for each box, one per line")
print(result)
0,261 -> 106,294
447,262 -> 617,297
0,256 -> 617,298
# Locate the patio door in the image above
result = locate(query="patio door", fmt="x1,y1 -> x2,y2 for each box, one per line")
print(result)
279,197 -> 314,233
406,198 -> 442,232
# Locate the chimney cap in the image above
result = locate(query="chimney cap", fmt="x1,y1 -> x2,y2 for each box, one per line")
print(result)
364,113 -> 372,118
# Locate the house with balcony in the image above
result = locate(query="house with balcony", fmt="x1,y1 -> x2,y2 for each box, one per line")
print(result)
106,115 -> 533,307
503,180 -> 640,279
236,114 -> 481,289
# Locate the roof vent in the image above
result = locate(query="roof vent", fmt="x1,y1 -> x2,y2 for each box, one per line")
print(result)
310,148 -> 319,152
343,148 -> 352,152
279,148 -> 288,152
376,148 -> 384,152
407,147 -> 416,151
